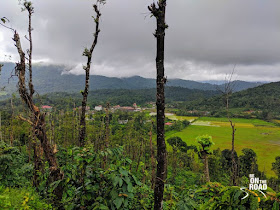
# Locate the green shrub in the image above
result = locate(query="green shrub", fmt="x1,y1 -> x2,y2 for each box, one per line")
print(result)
0,142 -> 33,187
0,185 -> 51,209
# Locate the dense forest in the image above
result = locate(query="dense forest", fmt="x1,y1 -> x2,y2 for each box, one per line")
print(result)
1,1 -> 280,210
177,82 -> 280,119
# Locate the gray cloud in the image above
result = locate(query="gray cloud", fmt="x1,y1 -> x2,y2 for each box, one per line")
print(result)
1,0 -> 280,81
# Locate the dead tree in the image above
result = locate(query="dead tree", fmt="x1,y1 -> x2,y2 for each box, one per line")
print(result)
218,69 -> 238,186
11,1 -> 63,199
148,1 -> 168,209
79,3 -> 102,147
23,2 -> 42,187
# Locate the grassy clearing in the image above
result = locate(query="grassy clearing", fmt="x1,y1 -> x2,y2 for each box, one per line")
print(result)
199,117 -> 276,127
167,115 -> 198,122
166,116 -> 280,177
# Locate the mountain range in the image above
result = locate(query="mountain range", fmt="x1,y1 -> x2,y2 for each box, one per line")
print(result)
0,63 -> 264,96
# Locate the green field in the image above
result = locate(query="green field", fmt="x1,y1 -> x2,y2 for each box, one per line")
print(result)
166,116 -> 280,177
167,115 -> 198,122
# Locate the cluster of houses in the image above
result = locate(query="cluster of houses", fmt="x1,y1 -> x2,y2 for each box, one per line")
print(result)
41,103 -> 142,114
41,103 -> 178,126
41,103 -> 144,125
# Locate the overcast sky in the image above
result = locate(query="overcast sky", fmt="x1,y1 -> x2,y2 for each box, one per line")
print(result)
1,0 -> 280,81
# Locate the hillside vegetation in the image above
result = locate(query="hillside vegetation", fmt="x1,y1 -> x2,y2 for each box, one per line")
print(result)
180,82 -> 280,118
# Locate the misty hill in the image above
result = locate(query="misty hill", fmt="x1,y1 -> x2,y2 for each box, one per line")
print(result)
0,63 -> 263,96
181,81 -> 280,115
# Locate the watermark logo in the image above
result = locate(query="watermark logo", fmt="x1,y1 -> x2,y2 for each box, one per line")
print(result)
240,174 -> 267,200
248,174 -> 267,191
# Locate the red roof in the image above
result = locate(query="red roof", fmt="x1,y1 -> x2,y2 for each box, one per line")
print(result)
165,122 -> 173,126
41,105 -> 52,109
120,107 -> 134,110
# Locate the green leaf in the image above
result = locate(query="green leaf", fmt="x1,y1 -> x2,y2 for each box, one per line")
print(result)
123,198 -> 128,207
113,176 -> 120,187
119,177 -> 123,187
119,167 -> 128,176
234,190 -> 242,201
113,197 -> 124,209
124,176 -> 130,184
127,192 -> 134,198
273,201 -> 280,210
99,204 -> 109,210
110,189 -> 118,200
127,182 -> 133,192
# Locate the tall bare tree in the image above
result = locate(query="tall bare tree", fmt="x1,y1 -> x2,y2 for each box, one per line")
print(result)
148,1 -> 168,209
9,1 -> 63,200
79,3 -> 102,146
219,68 -> 238,186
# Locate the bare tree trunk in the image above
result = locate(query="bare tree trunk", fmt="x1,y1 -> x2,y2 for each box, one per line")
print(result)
230,119 -> 238,186
148,1 -> 168,209
226,90 -> 238,186
220,68 -> 238,186
79,5 -> 101,147
10,98 -> 14,145
12,3 -> 64,201
33,142 -> 43,188
204,153 -> 210,182
136,136 -> 143,172
149,124 -> 156,189
27,5 -> 34,98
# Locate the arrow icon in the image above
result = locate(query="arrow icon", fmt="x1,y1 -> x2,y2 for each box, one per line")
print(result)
240,187 -> 249,200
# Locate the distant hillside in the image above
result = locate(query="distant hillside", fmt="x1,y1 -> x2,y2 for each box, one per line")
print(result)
0,63 -> 263,96
0,87 -> 220,110
181,82 -> 280,116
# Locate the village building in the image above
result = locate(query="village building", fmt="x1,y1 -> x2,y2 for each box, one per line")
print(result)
165,122 -> 173,126
119,106 -> 135,112
41,105 -> 52,111
118,119 -> 129,124
95,105 -> 103,111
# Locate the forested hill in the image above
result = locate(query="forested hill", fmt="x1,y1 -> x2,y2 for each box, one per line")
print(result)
0,87 -> 220,109
0,63 -> 263,95
182,81 -> 280,114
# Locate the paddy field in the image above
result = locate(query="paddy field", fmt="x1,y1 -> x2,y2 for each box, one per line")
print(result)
166,116 -> 280,177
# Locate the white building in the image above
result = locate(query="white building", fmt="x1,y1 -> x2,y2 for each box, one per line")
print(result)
95,105 -> 103,111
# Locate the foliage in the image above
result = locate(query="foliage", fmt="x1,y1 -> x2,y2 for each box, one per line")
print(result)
220,149 -> 238,173
167,136 -> 188,153
239,148 -> 261,178
272,156 -> 280,178
196,135 -> 214,155
0,185 -> 51,209
0,142 -> 33,188
54,146 -> 143,209
201,185 -> 259,209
